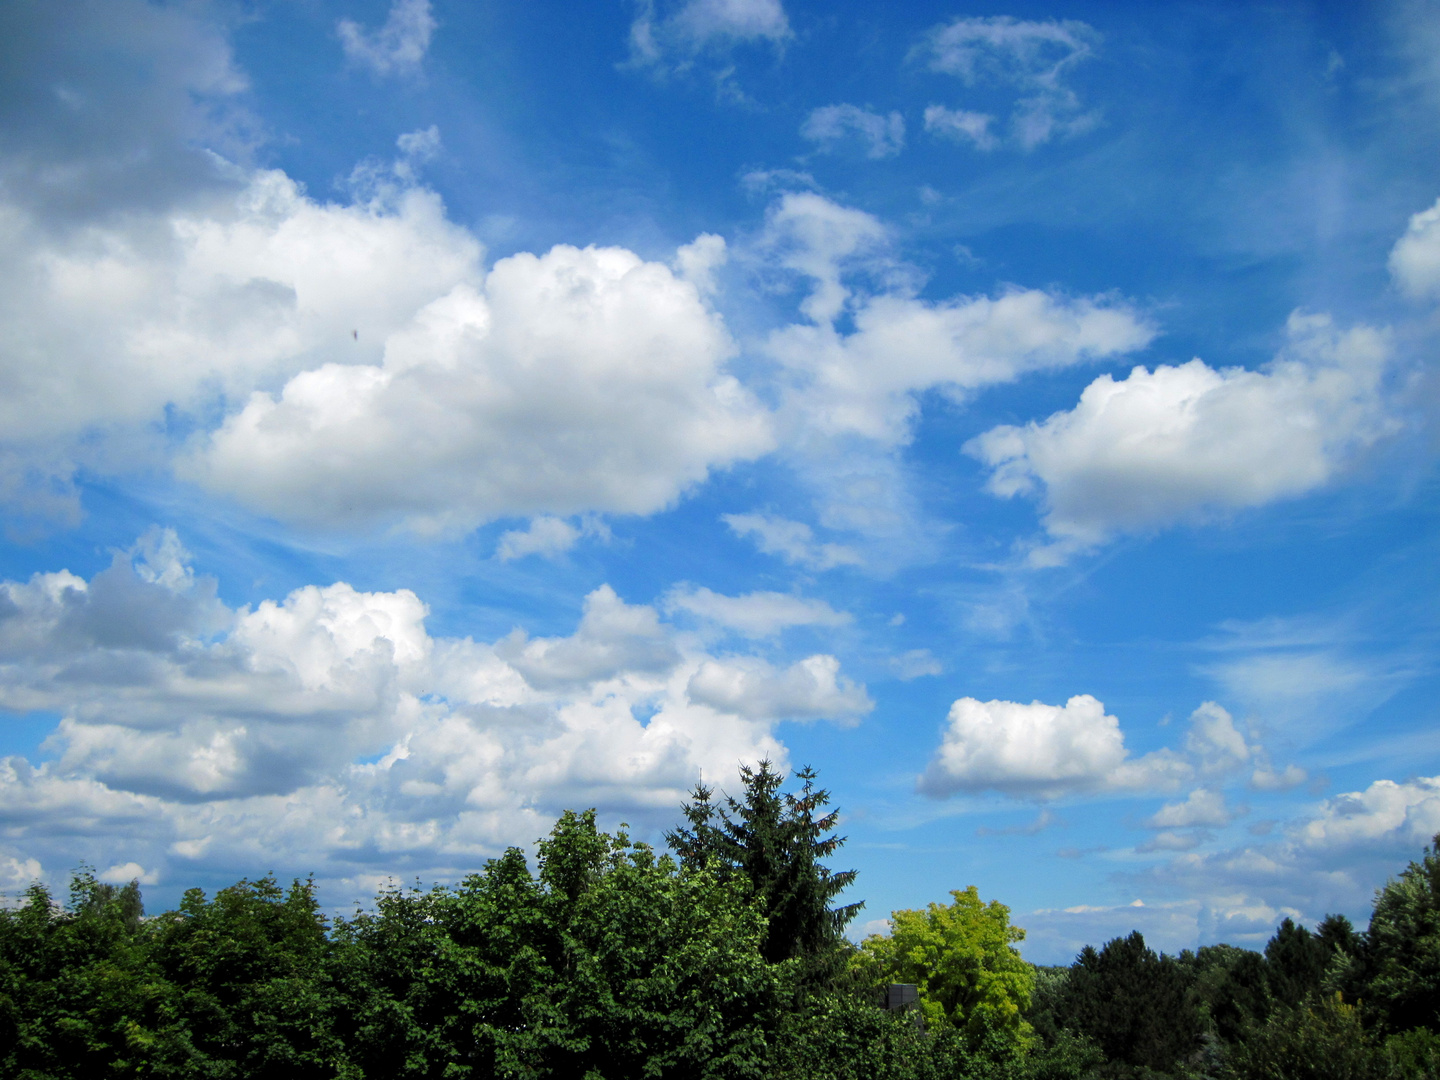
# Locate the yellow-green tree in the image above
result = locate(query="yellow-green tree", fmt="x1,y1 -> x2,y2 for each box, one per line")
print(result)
861,886 -> 1034,1044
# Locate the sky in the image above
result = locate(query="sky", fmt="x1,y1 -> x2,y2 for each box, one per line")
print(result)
2,0 -> 1440,965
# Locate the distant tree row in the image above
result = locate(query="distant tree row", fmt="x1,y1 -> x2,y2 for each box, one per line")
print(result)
3,763 -> 1440,1078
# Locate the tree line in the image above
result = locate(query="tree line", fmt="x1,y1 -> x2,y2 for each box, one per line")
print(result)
2,762 -> 1438,1079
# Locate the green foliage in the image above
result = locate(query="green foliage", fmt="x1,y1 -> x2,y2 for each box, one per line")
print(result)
1050,931 -> 1202,1074
771,992 -> 1031,1080
859,885 -> 1035,1045
14,798 -> 1440,1078
1363,834 -> 1440,1034
1384,1026 -> 1440,1079
667,761 -> 861,981
1264,918 -> 1331,1009
335,809 -> 778,1079
1229,994 -> 1389,1080
0,871 -> 198,1078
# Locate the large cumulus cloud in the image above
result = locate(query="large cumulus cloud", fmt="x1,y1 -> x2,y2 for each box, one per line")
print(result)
967,312 -> 1397,558
0,532 -> 869,891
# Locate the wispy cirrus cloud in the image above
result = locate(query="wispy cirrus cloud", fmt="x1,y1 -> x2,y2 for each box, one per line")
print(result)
915,15 -> 1101,150
801,104 -> 905,159
338,0 -> 437,78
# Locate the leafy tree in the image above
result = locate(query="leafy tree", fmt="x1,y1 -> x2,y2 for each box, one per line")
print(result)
146,874 -> 352,1078
339,809 -> 778,1079
859,885 -> 1034,1045
667,761 -> 861,979
1229,994 -> 1388,1080
1359,833 -> 1440,1034
0,871 -> 197,1078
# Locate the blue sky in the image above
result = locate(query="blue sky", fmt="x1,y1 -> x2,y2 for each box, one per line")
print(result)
2,0 -> 1440,963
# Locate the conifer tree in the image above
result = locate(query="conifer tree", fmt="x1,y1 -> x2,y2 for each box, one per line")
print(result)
667,761 -> 862,976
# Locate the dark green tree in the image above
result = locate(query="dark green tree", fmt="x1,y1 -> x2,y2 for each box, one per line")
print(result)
666,761 -> 861,979
146,874 -> 351,1078
1051,931 -> 1202,1074
1229,993 -> 1388,1080
1265,917 -> 1331,1008
0,870 -> 197,1078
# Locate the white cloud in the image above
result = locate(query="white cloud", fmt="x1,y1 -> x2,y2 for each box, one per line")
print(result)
1296,776 -> 1440,852
0,10 -> 772,533
759,194 -> 1154,448
1119,779 -> 1440,950
338,0 -> 437,77
923,105 -> 998,151
759,192 -> 892,325
0,164 -> 486,518
801,104 -> 906,159
722,513 -> 863,570
891,649 -> 943,680
187,238 -> 774,531
628,0 -> 789,71
1017,894 -> 1300,963
495,516 -> 610,561
1184,701 -> 1251,773
916,16 -> 1100,149
1148,788 -> 1235,829
771,286 -> 1155,446
99,861 -> 158,885
1389,196 -> 1440,298
686,654 -> 872,724
1251,764 -> 1308,791
496,517 -> 580,561
0,538 -> 873,892
663,586 -> 850,637
919,694 -> 1190,800
968,312 -> 1397,556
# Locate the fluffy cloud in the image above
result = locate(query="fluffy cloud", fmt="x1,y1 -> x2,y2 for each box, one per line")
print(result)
0,0 -> 250,224
1147,788 -> 1235,829
760,193 -> 1154,446
495,517 -> 611,561
1118,778 -> 1440,947
685,654 -> 872,723
721,513 -> 862,570
0,159 -> 484,516
1184,701 -> 1251,773
338,0 -> 437,77
628,0 -> 789,71
1296,776 -> 1440,852
0,534 -> 870,891
968,312 -> 1397,555
187,239 -> 773,531
663,586 -> 850,637
801,105 -> 906,159
1389,196 -> 1440,298
919,694 -> 1189,800
0,10 -> 771,532
916,16 -> 1100,149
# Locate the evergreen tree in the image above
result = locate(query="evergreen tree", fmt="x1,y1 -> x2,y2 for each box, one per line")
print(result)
1264,917 -> 1330,1008
1052,931 -> 1202,1073
667,761 -> 862,977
